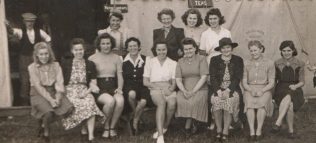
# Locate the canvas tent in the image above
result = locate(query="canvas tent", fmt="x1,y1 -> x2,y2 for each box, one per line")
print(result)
1,0 -> 316,107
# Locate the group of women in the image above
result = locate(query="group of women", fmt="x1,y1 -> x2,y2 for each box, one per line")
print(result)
27,7 -> 306,143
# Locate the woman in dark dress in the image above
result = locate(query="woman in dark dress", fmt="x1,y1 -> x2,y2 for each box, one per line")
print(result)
209,38 -> 243,142
122,37 -> 151,135
271,40 -> 305,139
153,8 -> 185,61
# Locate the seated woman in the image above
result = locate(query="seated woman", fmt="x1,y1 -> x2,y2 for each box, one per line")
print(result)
143,42 -> 177,143
88,33 -> 124,138
243,40 -> 275,141
175,38 -> 208,136
122,37 -> 152,135
209,38 -> 243,142
61,38 -> 104,142
271,41 -> 305,139
28,42 -> 73,142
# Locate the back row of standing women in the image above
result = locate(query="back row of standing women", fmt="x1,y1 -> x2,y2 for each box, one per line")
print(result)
27,7 -> 305,143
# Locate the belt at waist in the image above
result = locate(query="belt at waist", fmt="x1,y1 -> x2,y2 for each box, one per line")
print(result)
97,77 -> 116,81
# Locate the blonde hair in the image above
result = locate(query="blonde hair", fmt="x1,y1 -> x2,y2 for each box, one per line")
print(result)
33,42 -> 56,64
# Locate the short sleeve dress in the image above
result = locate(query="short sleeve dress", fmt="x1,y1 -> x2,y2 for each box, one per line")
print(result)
243,58 -> 275,116
175,55 -> 209,122
274,57 -> 305,112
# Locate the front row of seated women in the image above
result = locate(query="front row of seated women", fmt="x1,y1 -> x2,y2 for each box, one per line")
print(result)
28,33 -> 305,143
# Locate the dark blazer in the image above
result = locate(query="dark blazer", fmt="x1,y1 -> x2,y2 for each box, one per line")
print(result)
153,25 -> 185,61
61,58 -> 97,86
209,54 -> 244,97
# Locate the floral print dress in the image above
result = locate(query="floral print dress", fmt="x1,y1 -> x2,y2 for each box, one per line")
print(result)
62,60 -> 104,130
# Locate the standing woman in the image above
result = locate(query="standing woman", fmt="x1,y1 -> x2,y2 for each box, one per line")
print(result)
122,37 -> 151,135
88,33 -> 124,138
181,9 -> 205,46
243,40 -> 275,141
199,8 -> 231,64
153,8 -> 185,61
271,41 -> 305,139
175,38 -> 209,135
143,42 -> 177,143
61,38 -> 104,142
209,38 -> 243,142
28,42 -> 73,142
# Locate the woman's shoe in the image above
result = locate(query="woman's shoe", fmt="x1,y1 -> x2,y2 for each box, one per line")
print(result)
110,128 -> 117,137
37,127 -> 44,137
288,132 -> 299,139
214,132 -> 221,142
88,137 -> 95,143
43,136 -> 50,143
221,134 -> 228,142
270,124 -> 281,133
248,135 -> 256,142
102,129 -> 110,138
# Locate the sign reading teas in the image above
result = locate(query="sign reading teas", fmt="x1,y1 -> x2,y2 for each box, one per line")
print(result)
188,0 -> 213,8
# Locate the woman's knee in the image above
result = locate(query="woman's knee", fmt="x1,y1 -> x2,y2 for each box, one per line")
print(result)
98,94 -> 115,107
138,99 -> 147,107
114,94 -> 124,107
128,90 -> 137,100
167,99 -> 176,110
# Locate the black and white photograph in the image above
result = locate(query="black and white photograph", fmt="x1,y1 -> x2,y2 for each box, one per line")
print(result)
1,0 -> 316,143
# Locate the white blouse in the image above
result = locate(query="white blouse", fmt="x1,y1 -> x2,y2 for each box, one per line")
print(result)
143,57 -> 177,82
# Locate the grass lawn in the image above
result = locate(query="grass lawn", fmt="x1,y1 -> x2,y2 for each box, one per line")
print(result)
1,100 -> 316,143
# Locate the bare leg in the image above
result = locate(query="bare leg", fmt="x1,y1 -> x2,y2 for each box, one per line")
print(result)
275,95 -> 291,126
164,95 -> 176,129
286,103 -> 294,133
151,92 -> 166,137
246,108 -> 255,136
128,90 -> 137,113
185,118 -> 192,129
223,111 -> 232,135
133,99 -> 147,129
110,93 -> 124,129
97,94 -> 115,133
256,108 -> 266,135
213,110 -> 223,134
87,115 -> 95,140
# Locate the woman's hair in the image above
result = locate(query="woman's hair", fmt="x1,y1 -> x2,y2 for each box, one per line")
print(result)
181,9 -> 203,27
33,42 -> 56,64
151,41 -> 169,56
157,8 -> 175,22
109,11 -> 123,21
181,37 -> 199,54
125,37 -> 141,50
94,33 -> 116,51
204,8 -> 226,26
248,40 -> 265,53
279,40 -> 297,57
69,38 -> 86,51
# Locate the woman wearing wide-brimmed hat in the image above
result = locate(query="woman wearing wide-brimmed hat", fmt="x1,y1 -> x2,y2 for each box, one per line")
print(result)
209,38 -> 243,142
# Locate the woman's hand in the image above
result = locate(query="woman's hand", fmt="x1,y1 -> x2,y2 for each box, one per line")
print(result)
221,90 -> 230,100
90,85 -> 100,94
250,89 -> 257,97
256,90 -> 264,97
163,88 -> 173,96
115,88 -> 123,95
177,49 -> 184,57
289,84 -> 297,91
49,98 -> 58,108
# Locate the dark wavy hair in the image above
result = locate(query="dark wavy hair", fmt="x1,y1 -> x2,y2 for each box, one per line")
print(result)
248,40 -> 265,53
151,41 -> 169,57
69,38 -> 86,51
109,11 -> 123,21
181,9 -> 203,27
204,8 -> 226,26
279,40 -> 297,57
181,37 -> 199,54
125,37 -> 141,50
94,33 -> 116,51
157,8 -> 175,22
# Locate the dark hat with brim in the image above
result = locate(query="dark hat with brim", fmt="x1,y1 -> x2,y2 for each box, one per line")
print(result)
214,37 -> 238,51
22,13 -> 37,21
